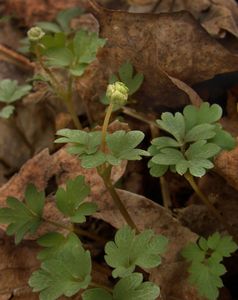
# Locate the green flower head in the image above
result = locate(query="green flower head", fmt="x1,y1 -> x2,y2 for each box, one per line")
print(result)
106,81 -> 129,106
27,26 -> 45,42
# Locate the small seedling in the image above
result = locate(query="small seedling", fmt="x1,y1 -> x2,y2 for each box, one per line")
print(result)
148,102 -> 237,242
182,232 -> 238,300
27,24 -> 106,129
0,79 -> 31,119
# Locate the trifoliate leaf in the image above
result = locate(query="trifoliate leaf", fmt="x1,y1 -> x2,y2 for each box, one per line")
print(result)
183,103 -> 222,130
40,32 -> 66,52
184,123 -> 216,142
113,273 -> 160,300
0,105 -> 15,119
73,30 -> 106,64
0,184 -> 44,244
151,136 -> 180,149
80,151 -> 107,169
209,125 -> 236,150
0,79 -> 31,103
107,130 -> 149,161
197,103 -> 222,125
37,232 -> 81,261
55,129 -> 101,155
188,261 -> 224,300
185,140 -> 221,160
148,160 -> 168,177
182,233 -> 237,300
209,234 -> 238,257
105,226 -> 168,278
44,47 -> 73,67
82,274 -> 160,300
156,112 -> 185,143
29,233 -> 91,300
181,242 -> 205,262
56,176 -> 96,223
151,148 -> 184,165
118,61 -> 144,95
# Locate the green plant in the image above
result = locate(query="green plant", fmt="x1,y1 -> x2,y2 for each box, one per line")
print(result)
182,232 -> 238,300
56,81 -> 149,230
27,25 -> 105,129
148,102 -> 237,241
0,174 -> 166,300
0,79 -> 31,119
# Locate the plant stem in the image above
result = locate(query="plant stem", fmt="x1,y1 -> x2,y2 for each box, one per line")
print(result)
184,173 -> 238,243
43,218 -> 105,243
35,45 -> 82,129
64,75 -> 82,129
99,170 -> 139,233
101,102 -> 113,152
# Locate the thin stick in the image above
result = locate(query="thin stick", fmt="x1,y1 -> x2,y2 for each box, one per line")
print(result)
184,173 -> 238,243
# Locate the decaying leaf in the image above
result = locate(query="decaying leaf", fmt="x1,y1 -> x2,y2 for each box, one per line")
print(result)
84,1 -> 238,114
129,0 -> 238,39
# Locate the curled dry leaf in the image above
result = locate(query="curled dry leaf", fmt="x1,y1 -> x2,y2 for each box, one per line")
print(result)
129,0 -> 238,39
84,1 -> 238,114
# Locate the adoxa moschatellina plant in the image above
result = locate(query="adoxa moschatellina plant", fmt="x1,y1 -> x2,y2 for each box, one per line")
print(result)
55,81 -> 150,231
147,102 -> 238,241
27,26 -> 106,129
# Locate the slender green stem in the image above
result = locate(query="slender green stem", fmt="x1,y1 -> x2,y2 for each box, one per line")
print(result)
43,218 -> 105,243
184,173 -> 238,243
35,45 -> 82,129
64,76 -> 82,129
98,102 -> 139,232
35,45 -> 61,91
101,102 -> 113,152
99,169 -> 139,233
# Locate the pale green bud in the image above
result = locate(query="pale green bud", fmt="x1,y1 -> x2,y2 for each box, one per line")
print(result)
106,81 -> 129,106
27,26 -> 45,42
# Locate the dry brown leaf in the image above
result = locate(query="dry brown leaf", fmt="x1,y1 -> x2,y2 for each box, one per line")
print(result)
129,0 -> 238,39
85,1 -> 238,114
214,145 -> 238,191
5,0 -> 85,26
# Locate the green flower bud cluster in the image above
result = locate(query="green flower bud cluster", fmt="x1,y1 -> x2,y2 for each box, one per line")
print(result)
106,81 -> 129,106
27,26 -> 45,42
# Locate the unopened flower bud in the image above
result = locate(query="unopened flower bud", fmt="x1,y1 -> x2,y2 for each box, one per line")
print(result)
27,27 -> 45,42
106,82 -> 129,106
